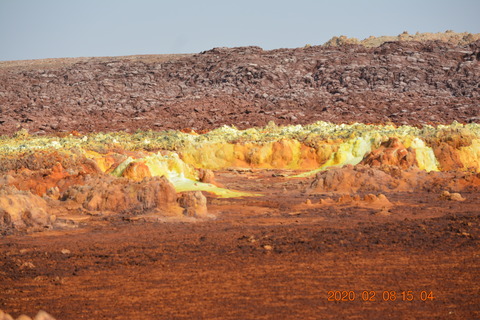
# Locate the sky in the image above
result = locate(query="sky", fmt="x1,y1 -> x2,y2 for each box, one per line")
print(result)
1,0 -> 479,61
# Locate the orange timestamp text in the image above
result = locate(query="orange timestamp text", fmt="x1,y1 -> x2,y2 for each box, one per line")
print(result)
327,290 -> 435,302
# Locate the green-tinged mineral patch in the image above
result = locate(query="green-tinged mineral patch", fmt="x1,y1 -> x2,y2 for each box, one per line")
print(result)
0,121 -> 479,233
1,121 -> 479,174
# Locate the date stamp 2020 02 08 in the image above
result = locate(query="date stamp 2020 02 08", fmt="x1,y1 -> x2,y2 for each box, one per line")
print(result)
327,290 -> 436,302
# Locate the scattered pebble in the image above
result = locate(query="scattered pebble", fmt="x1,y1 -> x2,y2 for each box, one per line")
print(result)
0,311 -> 55,320
440,191 -> 466,202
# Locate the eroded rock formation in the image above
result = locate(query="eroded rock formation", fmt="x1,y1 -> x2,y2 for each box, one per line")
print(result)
62,174 -> 182,216
0,187 -> 54,233
360,138 -> 417,169
309,165 -> 480,194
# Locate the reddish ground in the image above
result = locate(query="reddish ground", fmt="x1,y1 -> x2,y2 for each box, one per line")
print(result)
1,170 -> 479,319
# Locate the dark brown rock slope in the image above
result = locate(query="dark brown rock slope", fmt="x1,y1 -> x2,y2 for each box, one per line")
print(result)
0,40 -> 479,135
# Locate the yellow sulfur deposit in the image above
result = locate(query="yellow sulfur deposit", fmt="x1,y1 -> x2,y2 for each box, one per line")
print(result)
458,139 -> 480,173
92,151 -> 259,198
293,135 -> 374,177
169,177 -> 258,198
408,138 -> 439,172
180,139 -> 323,170
2,121 -> 479,183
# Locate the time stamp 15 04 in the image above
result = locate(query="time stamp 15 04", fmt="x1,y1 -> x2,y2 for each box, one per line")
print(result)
327,290 -> 436,302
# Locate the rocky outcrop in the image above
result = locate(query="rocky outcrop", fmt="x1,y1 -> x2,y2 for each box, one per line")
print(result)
324,31 -> 480,48
0,150 -> 104,199
5,162 -> 93,197
0,163 -> 216,233
61,175 -> 181,215
178,191 -> 208,217
0,34 -> 479,135
319,193 -> 393,211
360,138 -> 417,169
0,187 -> 55,234
197,168 -> 216,184
309,165 -> 480,194
122,161 -> 152,181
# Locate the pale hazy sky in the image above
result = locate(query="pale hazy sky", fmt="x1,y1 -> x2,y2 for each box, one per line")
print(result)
1,0 -> 479,61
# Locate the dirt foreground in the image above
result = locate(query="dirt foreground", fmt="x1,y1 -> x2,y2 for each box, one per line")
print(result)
1,168 -> 479,319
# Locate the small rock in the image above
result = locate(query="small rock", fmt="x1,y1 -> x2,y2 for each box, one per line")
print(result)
178,191 -> 208,217
364,194 -> 378,203
449,193 -> 466,202
20,262 -> 35,269
0,310 -> 14,320
46,187 -> 60,200
61,249 -> 71,255
33,311 -> 56,320
440,191 -> 466,201
263,245 -> 273,251
2,175 -> 15,185
377,194 -> 388,201
197,168 -> 215,183
16,315 -> 32,320
375,207 -> 391,216
439,190 -> 451,199
272,173 -> 287,177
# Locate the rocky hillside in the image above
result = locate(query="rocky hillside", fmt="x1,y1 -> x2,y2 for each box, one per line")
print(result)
323,31 -> 480,47
0,33 -> 479,135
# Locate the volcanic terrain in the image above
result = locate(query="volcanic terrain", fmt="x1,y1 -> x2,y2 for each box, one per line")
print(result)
0,32 -> 479,320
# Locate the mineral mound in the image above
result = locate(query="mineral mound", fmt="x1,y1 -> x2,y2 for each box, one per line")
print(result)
0,120 -> 479,233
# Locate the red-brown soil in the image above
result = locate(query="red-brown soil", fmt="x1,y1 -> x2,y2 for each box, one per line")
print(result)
0,170 -> 479,319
